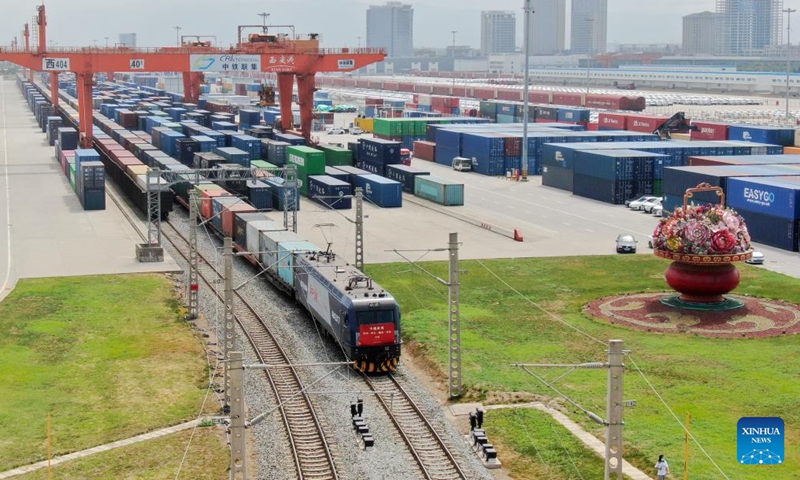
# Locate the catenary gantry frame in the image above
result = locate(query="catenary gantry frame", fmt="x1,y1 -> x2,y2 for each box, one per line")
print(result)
0,5 -> 386,147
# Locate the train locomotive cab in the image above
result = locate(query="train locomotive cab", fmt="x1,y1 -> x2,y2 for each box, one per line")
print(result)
293,251 -> 401,373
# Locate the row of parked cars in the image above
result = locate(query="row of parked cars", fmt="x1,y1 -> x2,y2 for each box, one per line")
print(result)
625,195 -> 663,216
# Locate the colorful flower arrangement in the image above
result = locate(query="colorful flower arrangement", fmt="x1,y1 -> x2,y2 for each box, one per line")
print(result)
652,204 -> 751,255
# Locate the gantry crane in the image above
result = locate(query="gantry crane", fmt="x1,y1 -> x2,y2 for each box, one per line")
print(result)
0,5 -> 385,147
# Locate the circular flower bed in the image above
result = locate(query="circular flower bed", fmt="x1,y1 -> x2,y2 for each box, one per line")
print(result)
652,203 -> 752,256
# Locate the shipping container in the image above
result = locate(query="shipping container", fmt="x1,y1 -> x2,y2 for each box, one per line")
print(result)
246,180 -> 273,210
286,146 -> 326,196
385,164 -> 431,193
245,218 -> 285,256
231,134 -> 261,160
573,173 -> 635,205
332,165 -> 372,186
359,138 -> 402,166
728,125 -> 794,146
260,230 -> 305,270
261,176 -> 301,211
353,174 -> 403,208
663,165 -> 796,203
727,176 -> 800,220
263,140 -> 291,166
214,147 -> 250,167
541,165 -> 573,192
735,208 -> 799,251
317,144 -> 353,167
625,114 -> 668,133
414,175 -> 464,206
278,241 -> 320,286
690,121 -> 729,141
688,154 -> 800,167
598,113 -> 628,130
308,175 -> 353,210
232,212 -> 271,248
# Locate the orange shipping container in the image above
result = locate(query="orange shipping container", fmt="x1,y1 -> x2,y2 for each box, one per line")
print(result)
784,146 -> 800,155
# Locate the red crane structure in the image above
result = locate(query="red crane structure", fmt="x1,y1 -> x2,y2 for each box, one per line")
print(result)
0,5 -> 386,147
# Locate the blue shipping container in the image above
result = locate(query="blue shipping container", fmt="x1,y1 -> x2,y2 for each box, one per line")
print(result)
307,175 -> 353,210
246,180 -> 273,210
727,177 -> 800,220
353,174 -> 403,208
385,164 -> 431,193
359,138 -> 401,165
727,125 -> 794,146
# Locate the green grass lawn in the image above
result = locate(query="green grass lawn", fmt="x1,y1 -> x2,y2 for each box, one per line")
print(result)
13,427 -> 230,480
368,255 -> 800,480
0,274 -> 219,471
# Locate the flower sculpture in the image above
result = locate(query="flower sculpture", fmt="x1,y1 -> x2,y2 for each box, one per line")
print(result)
652,204 -> 751,257
653,184 -> 753,310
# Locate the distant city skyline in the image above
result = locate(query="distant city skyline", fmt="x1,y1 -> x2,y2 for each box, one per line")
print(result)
3,0 -> 800,52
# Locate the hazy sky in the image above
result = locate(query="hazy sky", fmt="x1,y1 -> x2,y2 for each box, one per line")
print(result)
4,0 -> 800,50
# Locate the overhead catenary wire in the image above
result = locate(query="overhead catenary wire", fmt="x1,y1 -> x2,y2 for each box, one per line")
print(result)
626,354 -> 730,480
513,409 -> 556,480
549,422 -> 586,480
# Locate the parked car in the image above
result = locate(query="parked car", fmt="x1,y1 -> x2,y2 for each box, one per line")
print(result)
642,198 -> 662,214
626,195 -> 657,210
652,204 -> 663,217
745,250 -> 765,265
452,156 -> 473,172
326,127 -> 346,135
616,234 -> 637,254
348,126 -> 364,135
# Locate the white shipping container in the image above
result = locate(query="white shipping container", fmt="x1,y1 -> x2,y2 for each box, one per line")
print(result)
794,128 -> 800,147
260,230 -> 304,270
418,94 -> 431,106
246,220 -> 284,258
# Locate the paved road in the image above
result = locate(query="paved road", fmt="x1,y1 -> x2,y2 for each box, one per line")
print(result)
0,78 -> 18,300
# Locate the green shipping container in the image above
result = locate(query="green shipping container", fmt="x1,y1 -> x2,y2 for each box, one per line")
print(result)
318,145 -> 353,167
373,118 -> 404,137
251,160 -> 279,170
414,120 -> 428,136
163,122 -> 183,133
287,146 -> 326,196
653,180 -> 663,197
414,175 -> 464,206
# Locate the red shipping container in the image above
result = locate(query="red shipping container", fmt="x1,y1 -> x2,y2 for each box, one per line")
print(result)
431,96 -> 447,107
200,190 -> 233,220
222,204 -> 257,238
384,82 -> 400,91
416,84 -> 434,94
413,141 -> 436,162
626,114 -> 670,133
598,113 -> 629,130
504,137 -> 522,156
529,91 -> 552,104
473,87 -> 496,100
432,85 -> 450,96
412,94 -> 419,104
452,87 -> 467,98
552,92 -> 583,107
690,121 -> 729,141
444,96 -> 460,108
61,150 -> 74,175
497,89 -> 522,101
398,82 -> 414,92
585,94 -> 623,110
586,123 -> 599,131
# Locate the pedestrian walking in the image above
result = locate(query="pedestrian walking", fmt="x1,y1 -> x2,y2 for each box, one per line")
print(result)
655,454 -> 669,480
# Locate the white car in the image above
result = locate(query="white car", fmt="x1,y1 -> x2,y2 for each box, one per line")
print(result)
348,127 -> 364,135
642,198 -> 662,214
745,251 -> 764,265
652,204 -> 664,217
626,196 -> 658,211
326,127 -> 346,135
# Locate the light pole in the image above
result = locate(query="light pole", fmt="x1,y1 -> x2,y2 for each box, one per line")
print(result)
521,0 -> 533,180
585,17 -> 595,96
258,12 -> 270,32
451,30 -> 457,87
785,8 -> 796,122
173,26 -> 182,46
104,36 -> 109,48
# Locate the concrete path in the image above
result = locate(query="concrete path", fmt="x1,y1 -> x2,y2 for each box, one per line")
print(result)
0,420 -> 200,479
450,402 -> 653,480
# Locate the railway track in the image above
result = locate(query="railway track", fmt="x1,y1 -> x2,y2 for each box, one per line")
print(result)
161,217 -> 339,480
362,373 -> 468,480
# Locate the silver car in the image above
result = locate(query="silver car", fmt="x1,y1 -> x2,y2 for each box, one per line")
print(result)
626,196 -> 657,211
616,234 -> 637,254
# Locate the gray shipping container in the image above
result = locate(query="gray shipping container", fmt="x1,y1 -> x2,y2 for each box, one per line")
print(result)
414,175 -> 465,206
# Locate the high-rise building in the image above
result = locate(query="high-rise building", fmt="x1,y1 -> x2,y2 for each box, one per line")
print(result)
481,11 -> 517,56
683,12 -> 722,55
716,0 -> 783,56
571,0 -> 608,55
366,2 -> 414,58
118,33 -> 136,47
528,0 -> 566,55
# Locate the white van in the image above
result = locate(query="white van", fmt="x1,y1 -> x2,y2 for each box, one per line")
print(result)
452,157 -> 473,172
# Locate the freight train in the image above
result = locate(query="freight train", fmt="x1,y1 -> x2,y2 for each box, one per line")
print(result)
315,76 -> 647,112
31,77 -> 402,372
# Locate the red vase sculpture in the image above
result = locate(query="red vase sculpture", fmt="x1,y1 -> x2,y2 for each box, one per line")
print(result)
664,260 -> 740,303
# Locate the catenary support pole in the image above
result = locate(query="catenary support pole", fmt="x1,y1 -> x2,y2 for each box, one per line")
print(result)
187,190 -> 199,320
223,237 -> 235,411
521,0 -> 532,180
355,187 -> 364,271
605,339 -> 624,480
229,351 -> 247,480
684,413 -> 691,480
448,232 -> 462,398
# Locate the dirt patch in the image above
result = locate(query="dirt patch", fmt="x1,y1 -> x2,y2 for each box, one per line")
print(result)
585,292 -> 800,338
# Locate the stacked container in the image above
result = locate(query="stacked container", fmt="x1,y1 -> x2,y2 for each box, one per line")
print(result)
727,176 -> 800,251
385,164 -> 431,193
308,175 -> 353,210
77,161 -> 106,210
286,146 -> 326,196
358,138 -> 402,177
